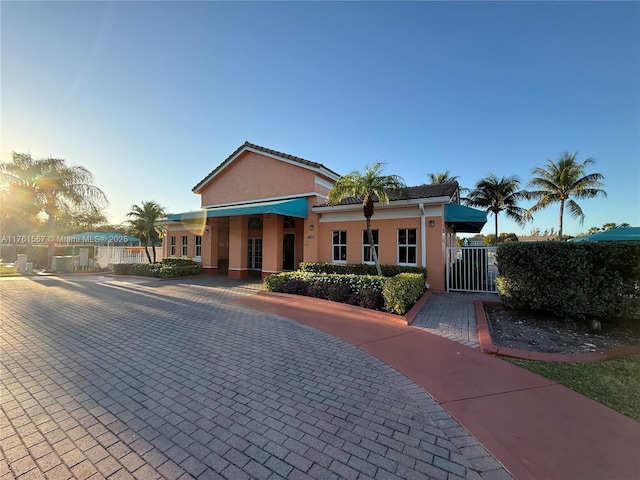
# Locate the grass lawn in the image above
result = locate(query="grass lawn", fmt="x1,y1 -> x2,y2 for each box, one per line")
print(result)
506,355 -> 640,422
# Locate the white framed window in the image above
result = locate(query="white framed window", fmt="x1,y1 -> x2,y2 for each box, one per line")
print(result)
170,236 -> 176,256
398,228 -> 417,265
194,235 -> 202,258
332,230 -> 347,263
181,235 -> 188,257
362,229 -> 379,264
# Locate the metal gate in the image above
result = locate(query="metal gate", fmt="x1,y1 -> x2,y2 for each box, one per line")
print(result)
446,246 -> 498,293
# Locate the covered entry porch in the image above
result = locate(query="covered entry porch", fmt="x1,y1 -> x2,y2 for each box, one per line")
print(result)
166,197 -> 309,279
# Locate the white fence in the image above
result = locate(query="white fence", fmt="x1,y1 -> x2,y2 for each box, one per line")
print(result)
96,246 -> 163,269
446,247 -> 498,293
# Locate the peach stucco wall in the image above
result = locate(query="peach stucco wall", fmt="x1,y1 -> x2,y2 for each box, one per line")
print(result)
199,151 -> 323,207
316,211 -> 449,291
317,217 -> 422,266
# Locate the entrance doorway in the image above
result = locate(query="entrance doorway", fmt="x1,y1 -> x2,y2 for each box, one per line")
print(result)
247,238 -> 262,271
283,233 -> 295,271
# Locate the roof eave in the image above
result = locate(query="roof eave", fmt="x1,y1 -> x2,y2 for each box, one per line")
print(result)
312,195 -> 453,212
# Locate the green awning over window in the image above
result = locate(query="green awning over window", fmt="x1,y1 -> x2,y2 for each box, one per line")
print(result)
444,203 -> 487,233
167,197 -> 309,222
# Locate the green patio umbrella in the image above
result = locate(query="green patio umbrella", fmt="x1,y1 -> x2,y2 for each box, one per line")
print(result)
569,227 -> 640,242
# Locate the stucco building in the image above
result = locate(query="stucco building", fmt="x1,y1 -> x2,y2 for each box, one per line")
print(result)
161,142 -> 486,291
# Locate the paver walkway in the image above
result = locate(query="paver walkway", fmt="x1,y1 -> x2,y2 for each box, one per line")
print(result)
1,275 -> 509,480
410,292 -> 498,349
230,291 -> 640,480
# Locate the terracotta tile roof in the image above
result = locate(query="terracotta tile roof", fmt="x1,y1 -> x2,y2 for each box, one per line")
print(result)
314,181 -> 459,207
193,141 -> 340,192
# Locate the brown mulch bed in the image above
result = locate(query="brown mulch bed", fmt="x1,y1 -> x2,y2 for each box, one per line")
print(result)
484,304 -> 640,354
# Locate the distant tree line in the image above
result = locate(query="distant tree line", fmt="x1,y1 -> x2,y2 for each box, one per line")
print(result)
1,152 -> 167,266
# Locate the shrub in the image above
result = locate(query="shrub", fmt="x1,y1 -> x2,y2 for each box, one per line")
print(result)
496,242 -> 640,320
324,281 -> 352,303
264,272 -> 294,292
264,269 -> 426,314
382,273 -> 427,315
359,287 -> 385,310
281,278 -> 309,295
112,260 -> 202,278
306,280 -> 329,299
161,257 -> 197,267
299,262 -> 427,278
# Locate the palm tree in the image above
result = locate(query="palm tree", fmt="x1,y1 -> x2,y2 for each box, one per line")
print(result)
465,174 -> 526,246
127,201 -> 167,263
427,170 -> 459,184
1,157 -> 42,235
326,162 -> 407,276
1,152 -> 107,265
426,170 -> 469,202
38,157 -> 108,265
525,152 -> 606,241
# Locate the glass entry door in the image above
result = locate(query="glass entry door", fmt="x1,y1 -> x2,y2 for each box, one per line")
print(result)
247,238 -> 263,271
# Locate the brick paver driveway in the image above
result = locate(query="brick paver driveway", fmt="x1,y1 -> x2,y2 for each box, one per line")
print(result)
1,275 -> 505,479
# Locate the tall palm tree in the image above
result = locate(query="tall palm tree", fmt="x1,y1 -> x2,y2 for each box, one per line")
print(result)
127,201 -> 167,263
1,152 -> 107,265
326,162 -> 407,276
525,152 -> 606,241
465,174 -> 526,246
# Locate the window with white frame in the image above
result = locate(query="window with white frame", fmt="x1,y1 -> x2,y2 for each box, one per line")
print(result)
398,228 -> 417,265
332,230 -> 347,263
195,235 -> 202,258
181,235 -> 188,257
362,229 -> 379,264
170,236 -> 176,256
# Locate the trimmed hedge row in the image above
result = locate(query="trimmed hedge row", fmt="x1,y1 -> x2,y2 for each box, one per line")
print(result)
299,262 -> 427,278
496,241 -> 640,320
112,258 -> 202,278
264,271 -> 426,315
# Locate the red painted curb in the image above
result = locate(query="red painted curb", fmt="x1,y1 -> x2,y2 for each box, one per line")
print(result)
475,300 -> 640,363
259,291 -> 409,325
405,289 -> 433,325
261,288 -> 434,326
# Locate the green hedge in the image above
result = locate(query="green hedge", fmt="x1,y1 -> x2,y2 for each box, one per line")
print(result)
112,258 -> 203,278
264,270 -> 426,315
161,257 -> 198,267
382,273 -> 428,315
299,262 -> 427,278
496,242 -> 640,320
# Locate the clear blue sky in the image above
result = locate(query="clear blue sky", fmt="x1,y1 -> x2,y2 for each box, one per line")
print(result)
2,1 -> 638,236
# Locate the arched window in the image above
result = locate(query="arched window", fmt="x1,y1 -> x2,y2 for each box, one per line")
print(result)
248,216 -> 263,230
283,216 -> 296,229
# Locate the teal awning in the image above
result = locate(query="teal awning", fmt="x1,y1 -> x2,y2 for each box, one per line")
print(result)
568,227 -> 640,242
444,203 -> 487,233
167,197 -> 309,222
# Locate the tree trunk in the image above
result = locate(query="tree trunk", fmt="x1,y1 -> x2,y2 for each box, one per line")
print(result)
494,210 -> 499,246
143,245 -> 152,264
46,205 -> 56,270
151,230 -> 157,263
143,237 -> 153,264
365,216 -> 382,276
558,199 -> 564,241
